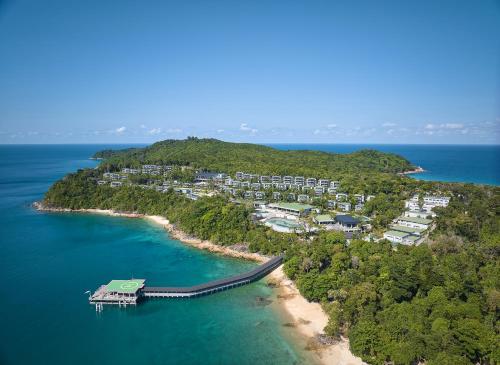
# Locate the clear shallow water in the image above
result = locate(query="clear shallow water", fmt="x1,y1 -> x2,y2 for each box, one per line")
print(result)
0,145 -> 307,365
267,144 -> 500,186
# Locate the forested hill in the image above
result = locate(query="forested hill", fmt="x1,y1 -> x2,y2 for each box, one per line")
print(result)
93,138 -> 414,176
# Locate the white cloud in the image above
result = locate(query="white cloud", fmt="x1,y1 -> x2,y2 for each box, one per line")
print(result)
115,126 -> 126,134
240,123 -> 258,134
425,123 -> 436,130
216,129 -> 225,133
386,129 -> 395,135
382,122 -> 397,128
148,128 -> 162,135
313,129 -> 321,135
327,123 -> 337,129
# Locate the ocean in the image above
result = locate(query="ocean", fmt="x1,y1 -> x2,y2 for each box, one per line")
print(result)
0,145 -> 309,365
268,144 -> 500,186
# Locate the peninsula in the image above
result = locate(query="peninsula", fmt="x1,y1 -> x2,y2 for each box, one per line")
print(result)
39,138 -> 499,365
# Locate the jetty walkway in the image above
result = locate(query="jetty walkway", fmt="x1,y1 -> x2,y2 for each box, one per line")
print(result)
90,255 -> 283,305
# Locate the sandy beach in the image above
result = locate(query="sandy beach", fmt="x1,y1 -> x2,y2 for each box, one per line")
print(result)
34,203 -> 365,365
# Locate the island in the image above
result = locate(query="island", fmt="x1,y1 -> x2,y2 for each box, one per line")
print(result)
37,138 -> 499,365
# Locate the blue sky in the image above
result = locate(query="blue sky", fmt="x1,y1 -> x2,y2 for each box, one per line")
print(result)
0,0 -> 499,144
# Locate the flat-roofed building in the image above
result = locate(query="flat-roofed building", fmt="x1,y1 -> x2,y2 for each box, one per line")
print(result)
354,194 -> 365,203
318,179 -> 330,188
314,214 -> 335,225
297,194 -> 310,203
383,230 -> 420,245
335,215 -> 360,231
404,210 -> 433,219
314,187 -> 325,196
236,172 -> 244,179
244,191 -> 254,199
396,216 -> 432,230
110,181 -> 123,188
327,200 -> 336,209
272,192 -> 281,200
251,182 -> 261,190
268,202 -> 313,216
389,224 -> 425,236
354,203 -> 364,212
330,181 -> 340,189
287,193 -> 296,201
336,193 -> 348,201
255,191 -> 266,200
294,176 -> 305,185
272,176 -> 282,183
306,178 -> 317,187
283,176 -> 293,184
260,176 -> 271,183
337,202 -> 351,212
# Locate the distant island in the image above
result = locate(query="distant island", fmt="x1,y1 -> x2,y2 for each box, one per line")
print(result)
38,138 -> 499,365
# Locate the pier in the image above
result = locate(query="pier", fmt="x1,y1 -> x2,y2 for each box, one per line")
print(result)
89,255 -> 283,305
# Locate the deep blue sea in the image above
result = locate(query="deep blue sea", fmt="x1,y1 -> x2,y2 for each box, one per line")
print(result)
0,145 -> 310,365
268,144 -> 500,186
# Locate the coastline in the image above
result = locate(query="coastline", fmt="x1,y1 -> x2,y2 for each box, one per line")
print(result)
34,202 -> 365,365
401,166 -> 425,175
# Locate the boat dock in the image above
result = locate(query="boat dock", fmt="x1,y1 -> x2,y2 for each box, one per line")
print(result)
89,255 -> 283,305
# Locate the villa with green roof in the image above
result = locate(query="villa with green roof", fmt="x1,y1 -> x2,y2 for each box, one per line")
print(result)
268,202 -> 313,216
314,214 -> 335,225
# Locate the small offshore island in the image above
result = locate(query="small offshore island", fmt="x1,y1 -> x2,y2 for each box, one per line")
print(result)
38,138 -> 499,365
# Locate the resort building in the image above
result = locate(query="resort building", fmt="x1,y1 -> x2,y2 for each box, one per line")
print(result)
314,187 -> 325,196
327,187 -> 337,195
283,176 -> 293,184
240,181 -> 250,188
272,192 -> 281,200
251,182 -> 261,190
354,194 -> 365,203
334,215 -> 360,232
268,202 -> 313,216
389,224 -> 425,236
354,203 -> 364,212
272,176 -> 282,183
97,180 -> 107,185
255,191 -> 266,200
297,194 -> 310,203
294,176 -> 305,185
396,216 -> 432,230
404,210 -> 432,219
327,200 -> 336,209
318,179 -> 330,188
314,214 -> 335,225
236,172 -> 244,179
337,202 -> 351,212
336,193 -> 348,201
330,181 -> 340,189
306,178 -> 317,187
287,193 -> 296,201
260,176 -> 271,183
366,195 -> 375,202
383,231 -> 420,245
244,191 -> 254,199
110,181 -> 123,188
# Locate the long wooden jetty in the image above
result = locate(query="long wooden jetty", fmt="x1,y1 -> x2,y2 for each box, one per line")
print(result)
89,255 -> 283,305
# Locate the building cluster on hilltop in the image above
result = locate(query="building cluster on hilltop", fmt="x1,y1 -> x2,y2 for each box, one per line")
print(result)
383,195 -> 450,245
96,164 -> 451,245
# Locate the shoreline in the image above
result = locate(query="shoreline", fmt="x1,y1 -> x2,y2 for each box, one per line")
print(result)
34,202 -> 365,365
401,166 -> 425,175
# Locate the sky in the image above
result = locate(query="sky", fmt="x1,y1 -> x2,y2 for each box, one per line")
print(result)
0,0 -> 499,144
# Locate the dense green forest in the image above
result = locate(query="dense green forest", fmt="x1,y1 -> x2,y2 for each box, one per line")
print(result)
94,137 -> 415,176
43,139 -> 499,365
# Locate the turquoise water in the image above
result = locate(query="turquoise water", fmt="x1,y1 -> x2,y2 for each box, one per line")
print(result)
267,218 -> 302,228
0,145 -> 308,365
268,144 -> 500,186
